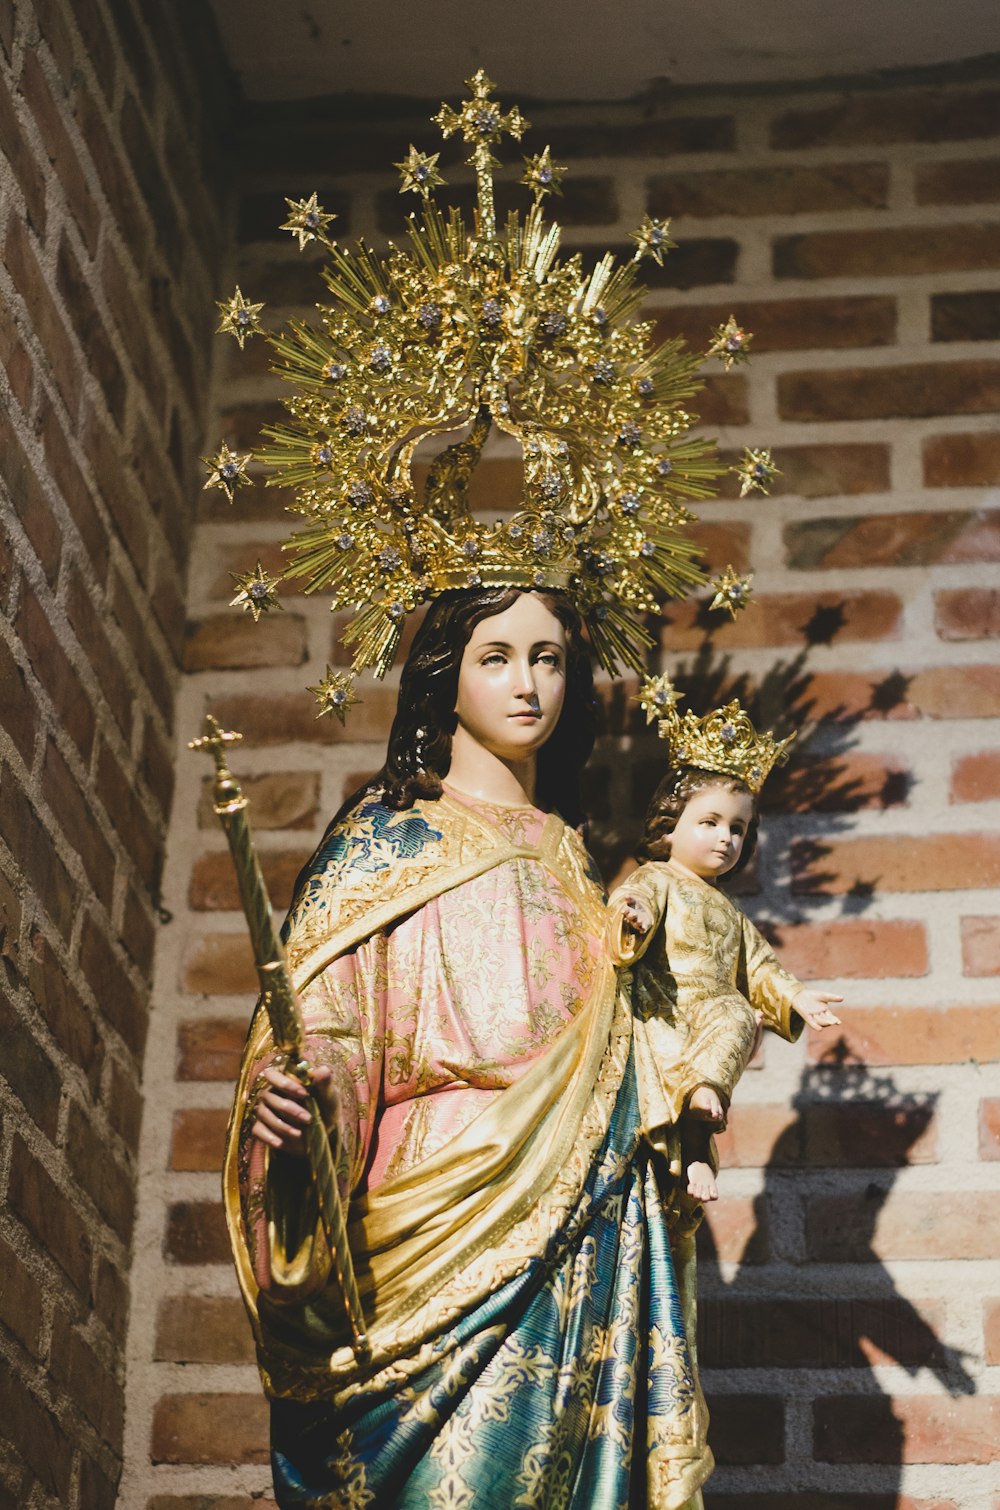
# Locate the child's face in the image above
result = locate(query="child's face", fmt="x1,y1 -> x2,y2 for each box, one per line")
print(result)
668,783 -> 755,882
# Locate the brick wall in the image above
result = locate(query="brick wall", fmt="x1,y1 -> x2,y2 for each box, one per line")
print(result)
0,2 -> 229,1505
124,66 -> 999,1507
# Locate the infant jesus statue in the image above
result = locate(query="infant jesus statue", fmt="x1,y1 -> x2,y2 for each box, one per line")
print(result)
608,677 -> 844,1204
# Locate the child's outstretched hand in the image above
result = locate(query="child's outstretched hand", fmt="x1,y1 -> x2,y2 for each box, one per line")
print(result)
794,990 -> 844,1031
621,896 -> 654,936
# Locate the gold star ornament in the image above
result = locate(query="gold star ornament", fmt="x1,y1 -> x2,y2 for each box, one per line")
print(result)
707,315 -> 752,370
216,286 -> 265,348
521,147 -> 566,202
229,562 -> 283,622
280,193 -> 337,251
734,448 -> 781,498
203,442 -> 253,503
395,146 -> 446,198
636,673 -> 684,725
630,216 -> 677,267
308,667 -> 361,725
709,566 -> 754,618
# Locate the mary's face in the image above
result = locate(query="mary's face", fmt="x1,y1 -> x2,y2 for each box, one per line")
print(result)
454,593 -> 568,762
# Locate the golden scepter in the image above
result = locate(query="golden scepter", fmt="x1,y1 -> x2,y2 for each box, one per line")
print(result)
189,714 -> 369,1356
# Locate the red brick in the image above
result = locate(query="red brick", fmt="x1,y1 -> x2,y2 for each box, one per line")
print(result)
779,360 -> 1000,422
73,84 -> 151,275
770,89 -> 1000,149
79,911 -> 147,1060
905,664 -> 1000,719
931,290 -> 1000,342
41,735 -> 115,908
718,1100 -> 937,1171
917,157 -> 1000,205
808,1004 -> 1000,1065
0,410 -> 61,586
793,833 -> 1000,894
664,590 -> 901,651
176,1016 -> 247,1081
0,1232 -> 44,1357
38,395 -> 110,582
151,1391 -> 269,1464
697,1197 -> 767,1264
703,1394 -> 784,1465
629,236 -> 738,292
208,539 -> 312,598
65,568 -> 131,739
652,296 -> 896,355
77,1453 -> 118,1510
785,508 -> 1000,570
183,613 -> 308,671
93,1253 -> 128,1342
181,933 -> 257,998
689,521 -> 751,573
985,1299 -> 1000,1363
65,1098 -> 135,1243
197,770 -> 320,831
165,1200 -> 230,1265
0,1358 -> 75,1502
766,751 -> 911,814
761,919 -> 928,981
142,715 -> 175,822
3,215 -> 81,415
924,431 -> 1000,488
809,1190 -> 1000,1263
0,984 -> 62,1138
936,587 -> 1000,640
169,1107 -> 229,1172
27,930 -> 103,1094
0,866 -> 22,966
814,1393 -> 1000,1463
0,632 -> 40,764
0,767 -> 76,941
0,292 -> 34,411
7,1135 -> 92,1294
50,1308 -> 124,1450
110,566 -> 174,714
104,1054 -> 143,1156
99,239 -> 167,419
0,64 -> 48,232
951,752 -> 1000,803
16,581 -> 95,758
961,916 -> 1000,976
147,1499 -> 278,1510
20,49 -> 101,255
189,848 -> 308,913
980,1098 -> 1000,1160
154,1295 -> 255,1364
96,739 -> 162,890
209,687 -> 398,746
693,372 -> 748,426
775,223 -> 1000,280
55,232 -> 125,425
650,162 -> 888,217
699,1296 -> 946,1369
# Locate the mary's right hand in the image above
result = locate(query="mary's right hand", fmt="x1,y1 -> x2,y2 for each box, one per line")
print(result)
251,1063 -> 338,1156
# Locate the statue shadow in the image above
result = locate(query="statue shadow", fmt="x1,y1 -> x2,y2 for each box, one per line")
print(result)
697,1043 -> 976,1508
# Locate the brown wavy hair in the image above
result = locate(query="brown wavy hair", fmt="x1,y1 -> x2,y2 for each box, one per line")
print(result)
338,587 -> 596,828
636,765 -> 759,875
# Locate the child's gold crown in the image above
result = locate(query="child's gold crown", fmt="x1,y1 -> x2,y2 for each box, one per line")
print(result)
638,674 -> 794,795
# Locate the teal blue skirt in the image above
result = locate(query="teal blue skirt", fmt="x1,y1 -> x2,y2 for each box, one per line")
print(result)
271,1052 -> 707,1508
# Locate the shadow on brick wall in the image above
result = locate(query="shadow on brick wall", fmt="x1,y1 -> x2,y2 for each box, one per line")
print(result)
699,1043 -> 976,1508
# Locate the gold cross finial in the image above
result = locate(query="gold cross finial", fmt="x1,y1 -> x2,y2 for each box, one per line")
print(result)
188,715 -> 243,776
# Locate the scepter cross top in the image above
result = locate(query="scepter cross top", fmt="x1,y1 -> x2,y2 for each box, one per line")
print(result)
188,715 -> 243,780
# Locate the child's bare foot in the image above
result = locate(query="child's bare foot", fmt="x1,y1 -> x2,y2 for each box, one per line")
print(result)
621,896 -> 653,936
688,1084 -> 724,1122
687,1160 -> 718,1202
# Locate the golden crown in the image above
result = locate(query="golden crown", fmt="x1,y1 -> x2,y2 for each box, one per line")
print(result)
207,71 -> 777,683
637,674 -> 793,794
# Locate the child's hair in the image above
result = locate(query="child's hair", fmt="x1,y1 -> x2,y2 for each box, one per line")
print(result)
636,765 -> 759,874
